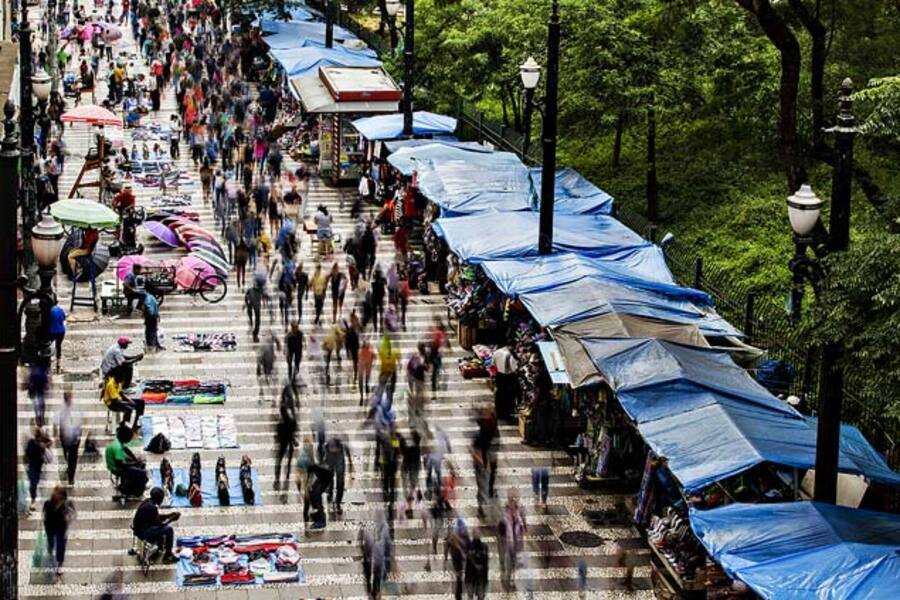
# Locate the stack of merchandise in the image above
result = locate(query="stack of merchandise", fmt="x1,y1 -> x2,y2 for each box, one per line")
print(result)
445,267 -> 503,325
141,414 -> 239,450
140,379 -> 228,405
509,318 -> 546,412
457,344 -> 497,379
172,333 -> 238,353
176,534 -> 303,587
647,506 -> 709,583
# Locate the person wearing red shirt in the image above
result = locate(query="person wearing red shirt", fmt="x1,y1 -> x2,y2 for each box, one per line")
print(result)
112,183 -> 136,215
67,227 -> 99,277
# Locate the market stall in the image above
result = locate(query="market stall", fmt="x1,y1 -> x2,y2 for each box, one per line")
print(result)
290,66 -> 401,184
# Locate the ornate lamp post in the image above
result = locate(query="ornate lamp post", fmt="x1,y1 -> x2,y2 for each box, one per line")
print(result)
518,1 -> 560,255
786,79 -> 856,504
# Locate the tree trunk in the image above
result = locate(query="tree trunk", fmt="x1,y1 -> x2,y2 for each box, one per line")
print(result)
788,0 -> 828,151
613,110 -> 625,171
500,90 -> 510,128
646,101 -> 658,223
736,0 -> 806,192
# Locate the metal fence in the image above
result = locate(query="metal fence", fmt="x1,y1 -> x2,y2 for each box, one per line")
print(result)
328,6 -> 898,468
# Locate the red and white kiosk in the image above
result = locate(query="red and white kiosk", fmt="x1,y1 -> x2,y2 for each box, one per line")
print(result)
291,66 -> 401,184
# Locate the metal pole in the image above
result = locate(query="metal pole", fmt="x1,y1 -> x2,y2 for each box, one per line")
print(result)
48,0 -> 58,96
522,86 -> 534,161
538,0 -> 559,255
814,79 -> 856,505
0,100 -> 21,600
325,0 -> 334,48
19,5 -> 36,277
789,238 -> 806,323
402,0 -> 415,136
693,257 -> 703,291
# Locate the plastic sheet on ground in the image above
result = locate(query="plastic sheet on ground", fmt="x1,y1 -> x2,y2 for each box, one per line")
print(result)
690,502 -> 900,600
432,212 -> 648,263
352,111 -> 458,141
150,468 -> 261,507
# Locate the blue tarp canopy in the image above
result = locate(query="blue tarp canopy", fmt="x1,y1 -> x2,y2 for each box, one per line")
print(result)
413,149 -> 532,214
386,143 -> 496,176
352,111 -> 458,141
270,46 -> 382,77
530,167 -> 614,215
410,151 -> 613,215
253,6 -> 317,23
690,502 -> 900,600
502,277 -> 733,334
261,20 -> 358,49
580,337 -> 900,490
432,212 -> 648,264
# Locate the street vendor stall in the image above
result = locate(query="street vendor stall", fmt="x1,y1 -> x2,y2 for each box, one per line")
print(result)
290,66 -> 401,184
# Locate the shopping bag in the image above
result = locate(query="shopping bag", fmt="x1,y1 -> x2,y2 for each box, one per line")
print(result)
16,479 -> 28,513
32,530 -> 49,569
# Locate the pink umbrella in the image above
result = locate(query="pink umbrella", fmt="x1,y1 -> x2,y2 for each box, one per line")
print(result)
98,23 -> 122,43
175,256 -> 216,289
62,104 -> 122,127
116,255 -> 156,281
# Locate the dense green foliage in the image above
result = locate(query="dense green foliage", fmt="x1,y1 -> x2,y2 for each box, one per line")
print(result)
344,1 -> 900,430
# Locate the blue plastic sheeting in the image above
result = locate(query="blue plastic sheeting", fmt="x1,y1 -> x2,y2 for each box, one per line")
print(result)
270,39 -> 378,58
690,502 -> 900,600
432,212 -> 648,263
530,167 -> 614,215
254,6 -> 317,23
386,142 -> 495,175
150,467 -> 262,507
261,20 -> 358,49
580,338 -> 790,420
352,111 -> 458,141
270,46 -> 382,77
514,279 -> 736,335
580,338 -> 900,490
415,150 -> 534,214
483,249 -> 679,290
806,417 -> 900,487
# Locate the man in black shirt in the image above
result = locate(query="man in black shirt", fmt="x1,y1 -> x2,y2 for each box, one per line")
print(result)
133,487 -> 180,563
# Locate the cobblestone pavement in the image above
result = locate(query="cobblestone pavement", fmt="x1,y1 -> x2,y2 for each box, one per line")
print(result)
18,4 -> 650,598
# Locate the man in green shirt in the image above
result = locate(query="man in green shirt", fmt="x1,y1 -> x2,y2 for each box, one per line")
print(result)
105,425 -> 147,497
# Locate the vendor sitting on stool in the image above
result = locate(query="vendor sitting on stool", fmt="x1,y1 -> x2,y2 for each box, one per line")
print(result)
101,336 -> 143,388
66,226 -> 99,279
105,423 -> 149,497
102,368 -> 145,430
123,264 -> 147,314
133,487 -> 180,563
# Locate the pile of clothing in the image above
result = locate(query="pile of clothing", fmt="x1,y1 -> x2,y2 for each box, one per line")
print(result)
141,414 -> 238,450
153,455 -> 259,508
445,267 -> 503,324
172,333 -> 237,353
508,318 -> 545,411
140,379 -> 228,405
176,534 -> 303,587
150,194 -> 193,207
132,122 -> 173,141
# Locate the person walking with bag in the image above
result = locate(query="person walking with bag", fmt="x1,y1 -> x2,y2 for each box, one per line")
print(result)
43,485 -> 76,579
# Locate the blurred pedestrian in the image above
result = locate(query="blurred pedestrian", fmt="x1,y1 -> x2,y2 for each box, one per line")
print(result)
466,536 -> 489,600
42,485 -> 75,579
358,337 -> 374,405
24,427 -> 52,509
285,321 -> 303,383
27,363 -> 50,427
274,399 -> 297,488
49,299 -> 66,372
54,391 -> 82,486
444,517 -> 470,600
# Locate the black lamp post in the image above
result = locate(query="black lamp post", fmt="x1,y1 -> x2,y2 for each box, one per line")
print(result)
402,0 -> 414,137
324,0 -> 334,49
519,1 -> 560,255
19,3 -> 37,276
384,0 -> 400,49
0,100 -> 20,600
786,78 -> 856,505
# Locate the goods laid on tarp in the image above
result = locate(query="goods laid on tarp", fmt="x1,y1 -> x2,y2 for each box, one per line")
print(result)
140,379 -> 228,405
141,414 -> 238,450
175,533 -> 303,587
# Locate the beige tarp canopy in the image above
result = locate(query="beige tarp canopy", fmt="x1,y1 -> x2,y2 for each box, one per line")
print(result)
551,313 -> 710,388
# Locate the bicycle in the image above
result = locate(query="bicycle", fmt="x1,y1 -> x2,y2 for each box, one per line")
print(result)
143,265 -> 228,305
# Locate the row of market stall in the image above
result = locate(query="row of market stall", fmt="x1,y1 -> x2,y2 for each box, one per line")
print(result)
247,5 -> 900,598
353,131 -> 900,597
